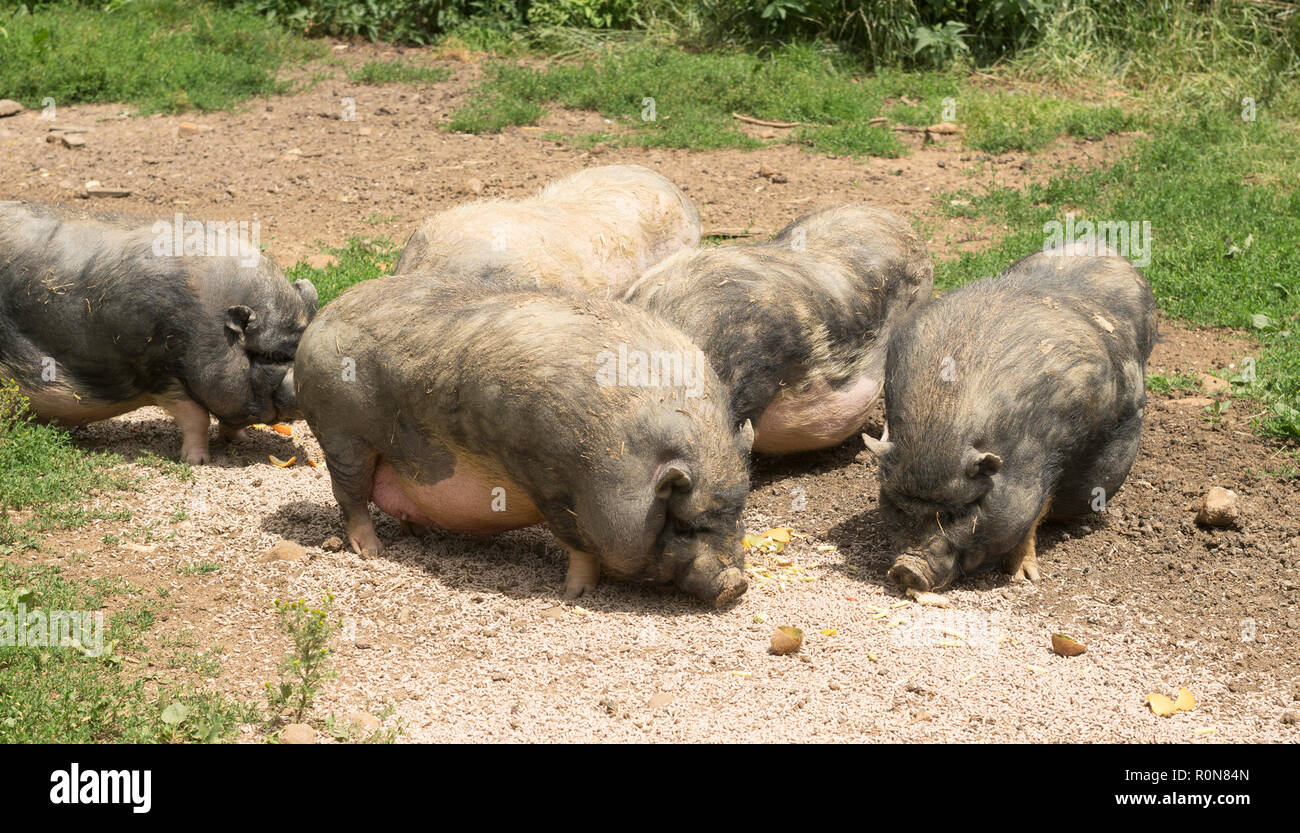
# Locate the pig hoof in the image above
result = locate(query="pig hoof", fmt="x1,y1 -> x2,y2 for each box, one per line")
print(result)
1007,551 -> 1041,583
348,530 -> 383,560
887,556 -> 934,592
563,550 -> 601,600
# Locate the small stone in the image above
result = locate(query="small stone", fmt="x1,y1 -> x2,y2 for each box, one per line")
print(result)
540,605 -> 565,620
321,536 -> 344,552
357,126 -> 372,136
0,100 -> 23,118
280,723 -> 316,744
1281,710 -> 1299,725
1195,487 -> 1240,528
85,184 -> 131,198
305,253 -> 338,270
647,692 -> 674,709
344,710 -> 381,733
1199,372 -> 1229,394
601,698 -> 619,716
463,177 -> 484,195
177,121 -> 202,137
61,134 -> 85,148
261,540 -> 307,562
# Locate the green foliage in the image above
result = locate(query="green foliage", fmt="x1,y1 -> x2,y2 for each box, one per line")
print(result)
0,0 -> 321,113
286,237 -> 404,306
264,594 -> 339,723
346,58 -> 452,84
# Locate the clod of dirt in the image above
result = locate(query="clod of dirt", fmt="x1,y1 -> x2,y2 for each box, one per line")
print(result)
601,698 -> 618,716
770,626 -> 804,655
1196,487 -> 1240,527
0,100 -> 23,118
261,540 -> 307,562
540,605 -> 565,620
344,711 -> 381,733
61,134 -> 86,149
177,122 -> 201,137
758,165 -> 785,182
280,723 -> 317,744
1199,372 -> 1229,394
321,536 -> 344,552
463,177 -> 484,195
1050,633 -> 1087,657
1281,710 -> 1299,725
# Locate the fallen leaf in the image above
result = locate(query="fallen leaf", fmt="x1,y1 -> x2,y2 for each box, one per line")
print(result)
1147,693 -> 1178,716
1051,633 -> 1087,657
269,455 -> 296,467
770,626 -> 803,655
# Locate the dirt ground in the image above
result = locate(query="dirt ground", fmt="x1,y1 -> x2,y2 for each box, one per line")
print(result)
1,46 -> 1296,743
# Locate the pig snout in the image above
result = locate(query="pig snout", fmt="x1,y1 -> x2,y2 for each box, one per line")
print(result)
273,366 -> 302,421
678,559 -> 748,609
888,537 -> 959,592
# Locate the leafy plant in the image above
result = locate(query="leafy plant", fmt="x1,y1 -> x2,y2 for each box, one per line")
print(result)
264,593 -> 339,723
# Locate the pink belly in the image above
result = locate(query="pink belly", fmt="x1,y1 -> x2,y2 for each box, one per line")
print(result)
754,374 -> 881,454
370,458 -> 544,534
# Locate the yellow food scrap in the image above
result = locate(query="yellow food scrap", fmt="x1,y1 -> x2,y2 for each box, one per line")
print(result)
1194,727 -> 1216,737
763,527 -> 793,543
1026,665 -> 1047,674
730,670 -> 752,679
815,544 -> 838,552
1174,688 -> 1196,712
821,628 -> 838,637
571,606 -> 591,616
1147,693 -> 1178,717
269,455 -> 296,467
962,671 -> 979,683
271,423 -> 293,436
868,652 -> 878,662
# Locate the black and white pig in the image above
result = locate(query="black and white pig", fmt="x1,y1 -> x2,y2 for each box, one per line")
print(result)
0,202 -> 317,464
621,204 -> 933,454
863,249 -> 1157,591
293,274 -> 753,608
391,164 -> 700,296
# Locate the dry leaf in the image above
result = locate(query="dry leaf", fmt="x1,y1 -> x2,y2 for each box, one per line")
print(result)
269,455 -> 296,467
770,626 -> 803,655
1051,633 -> 1087,657
1147,693 -> 1178,716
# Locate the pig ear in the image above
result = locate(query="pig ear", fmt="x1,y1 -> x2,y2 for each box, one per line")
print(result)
226,305 -> 257,343
294,279 -> 319,314
735,419 -> 755,455
964,450 -> 1003,478
654,461 -> 693,500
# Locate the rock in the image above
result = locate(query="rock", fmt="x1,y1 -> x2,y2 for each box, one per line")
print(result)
1195,487 -> 1240,528
770,626 -> 804,655
280,723 -> 316,744
85,184 -> 131,198
647,692 -> 674,709
45,133 -> 64,144
321,535 -> 344,552
927,122 -> 959,134
0,100 -> 23,117
357,126 -> 372,137
1282,710 -> 1299,725
1171,396 -> 1213,408
177,121 -> 202,137
282,147 -> 303,159
600,698 -> 619,716
61,134 -> 86,148
540,605 -> 565,620
1199,372 -> 1229,394
463,177 -> 484,195
305,253 -> 338,270
261,540 -> 307,562
757,165 -> 785,181
770,174 -> 789,184
343,710 -> 381,733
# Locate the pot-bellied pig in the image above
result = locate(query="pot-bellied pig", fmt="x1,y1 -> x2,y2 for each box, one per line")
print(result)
293,274 -> 752,608
391,165 -> 700,295
863,249 -> 1157,591
0,201 -> 317,464
621,204 -> 932,454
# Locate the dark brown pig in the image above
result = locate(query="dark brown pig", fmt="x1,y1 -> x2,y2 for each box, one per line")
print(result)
293,274 -> 753,608
392,165 -> 700,296
863,249 -> 1157,591
0,202 -> 317,463
621,204 -> 932,454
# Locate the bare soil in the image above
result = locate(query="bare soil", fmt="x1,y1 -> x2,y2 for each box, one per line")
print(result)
1,45 -> 1296,743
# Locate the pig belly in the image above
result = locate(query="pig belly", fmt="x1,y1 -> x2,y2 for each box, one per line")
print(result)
370,458 -> 544,534
754,374 -> 881,454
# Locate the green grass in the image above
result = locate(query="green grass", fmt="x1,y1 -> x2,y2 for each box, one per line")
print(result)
288,236 -> 403,306
446,43 -> 1132,156
1147,373 -> 1203,395
0,563 -> 255,742
0,383 -> 135,551
345,59 -> 453,86
935,115 -> 1300,440
0,0 -> 321,113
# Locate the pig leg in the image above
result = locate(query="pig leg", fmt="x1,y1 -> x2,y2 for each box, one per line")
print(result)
1003,497 -> 1052,582
563,548 -> 601,600
155,395 -> 212,465
319,437 -> 381,558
